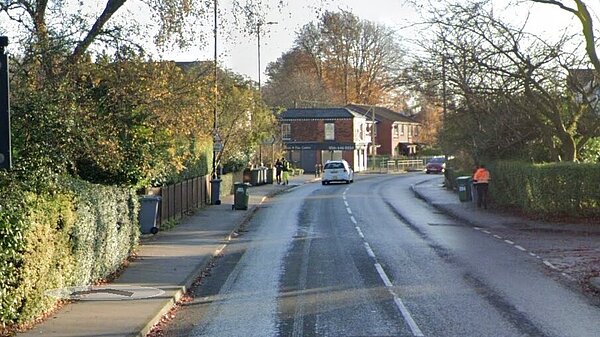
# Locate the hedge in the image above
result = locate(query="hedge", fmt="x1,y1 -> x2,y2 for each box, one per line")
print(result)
490,161 -> 600,217
0,176 -> 139,326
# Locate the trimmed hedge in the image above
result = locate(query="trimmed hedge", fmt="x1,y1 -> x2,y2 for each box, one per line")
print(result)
490,161 -> 600,217
0,176 -> 139,326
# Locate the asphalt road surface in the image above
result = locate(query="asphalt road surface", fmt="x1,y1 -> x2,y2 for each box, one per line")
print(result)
159,173 -> 600,337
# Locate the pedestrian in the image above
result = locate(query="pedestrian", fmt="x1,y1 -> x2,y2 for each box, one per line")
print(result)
315,162 -> 322,178
282,158 -> 290,185
472,164 -> 491,209
275,158 -> 283,184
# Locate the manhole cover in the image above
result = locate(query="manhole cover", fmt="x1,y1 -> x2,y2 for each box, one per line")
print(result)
45,285 -> 165,301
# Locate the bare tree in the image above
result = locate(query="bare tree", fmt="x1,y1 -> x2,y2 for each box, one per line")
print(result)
416,0 -> 600,161
529,0 -> 600,73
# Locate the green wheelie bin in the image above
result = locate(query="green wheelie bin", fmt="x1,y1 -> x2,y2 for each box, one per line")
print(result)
456,176 -> 472,202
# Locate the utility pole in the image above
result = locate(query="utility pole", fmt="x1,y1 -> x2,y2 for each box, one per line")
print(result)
0,36 -> 11,170
256,20 -> 277,167
257,21 -> 277,96
442,54 -> 448,162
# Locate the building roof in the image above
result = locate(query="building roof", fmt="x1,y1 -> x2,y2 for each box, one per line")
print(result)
346,104 -> 418,124
280,108 -> 365,120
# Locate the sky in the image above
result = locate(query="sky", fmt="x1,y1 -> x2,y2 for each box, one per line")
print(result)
164,0 -> 418,82
161,0 -> 596,83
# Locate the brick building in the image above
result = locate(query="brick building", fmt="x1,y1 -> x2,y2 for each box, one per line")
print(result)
347,104 -> 421,157
279,108 -> 369,173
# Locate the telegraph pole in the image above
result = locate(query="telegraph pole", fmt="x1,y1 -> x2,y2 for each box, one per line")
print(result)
0,36 -> 11,170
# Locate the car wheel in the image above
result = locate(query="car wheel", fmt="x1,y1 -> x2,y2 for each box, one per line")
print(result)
426,170 -> 431,174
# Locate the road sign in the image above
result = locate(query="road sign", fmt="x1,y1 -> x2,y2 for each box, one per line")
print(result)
213,142 -> 223,152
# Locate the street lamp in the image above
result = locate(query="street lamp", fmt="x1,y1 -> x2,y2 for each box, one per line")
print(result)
257,20 -> 277,167
257,21 -> 277,95
210,0 -> 222,205
0,36 -> 11,170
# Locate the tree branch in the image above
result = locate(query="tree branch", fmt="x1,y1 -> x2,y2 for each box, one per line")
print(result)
69,0 -> 127,64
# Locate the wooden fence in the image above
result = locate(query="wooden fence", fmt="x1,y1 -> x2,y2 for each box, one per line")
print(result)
149,176 -> 210,227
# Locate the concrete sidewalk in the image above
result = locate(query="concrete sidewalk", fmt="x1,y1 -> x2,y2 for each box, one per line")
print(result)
18,175 -> 317,337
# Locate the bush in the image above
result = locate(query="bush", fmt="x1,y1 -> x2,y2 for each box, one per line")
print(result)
490,161 -> 600,217
0,175 -> 139,326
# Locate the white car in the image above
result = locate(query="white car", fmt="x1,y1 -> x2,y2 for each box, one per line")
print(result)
322,160 -> 353,185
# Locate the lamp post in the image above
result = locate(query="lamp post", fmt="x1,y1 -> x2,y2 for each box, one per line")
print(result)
210,0 -> 222,205
257,21 -> 277,95
0,36 -> 11,170
257,20 -> 277,167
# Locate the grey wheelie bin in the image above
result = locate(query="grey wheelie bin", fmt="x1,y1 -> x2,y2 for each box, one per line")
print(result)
139,195 -> 162,234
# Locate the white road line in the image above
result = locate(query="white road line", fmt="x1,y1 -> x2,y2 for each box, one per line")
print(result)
356,227 -> 365,239
473,227 -> 481,231
493,235 -> 502,239
375,263 -> 393,287
374,263 -> 424,337
346,207 -> 352,215
529,252 -> 537,257
343,195 -> 347,200
543,261 -> 559,270
483,230 -> 491,234
344,200 -> 349,207
392,295 -> 425,337
504,240 -> 514,245
364,242 -> 376,258
214,244 -> 227,256
515,245 -> 526,251
350,216 -> 357,224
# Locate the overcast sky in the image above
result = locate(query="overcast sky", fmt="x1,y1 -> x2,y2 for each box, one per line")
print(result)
162,0 -> 597,83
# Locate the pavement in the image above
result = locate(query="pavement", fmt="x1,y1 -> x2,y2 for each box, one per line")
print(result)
15,173 -> 600,337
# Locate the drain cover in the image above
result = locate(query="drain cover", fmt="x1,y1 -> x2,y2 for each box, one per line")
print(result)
45,285 -> 165,301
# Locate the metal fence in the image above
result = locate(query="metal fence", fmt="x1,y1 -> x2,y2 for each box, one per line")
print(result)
367,157 -> 428,173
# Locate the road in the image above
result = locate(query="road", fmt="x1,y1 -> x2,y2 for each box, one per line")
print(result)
159,173 -> 600,337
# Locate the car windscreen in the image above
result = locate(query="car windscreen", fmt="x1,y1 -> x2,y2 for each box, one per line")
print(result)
324,162 -> 344,169
428,158 -> 445,164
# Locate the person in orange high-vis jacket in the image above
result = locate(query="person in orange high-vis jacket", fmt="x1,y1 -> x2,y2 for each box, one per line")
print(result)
473,164 -> 491,209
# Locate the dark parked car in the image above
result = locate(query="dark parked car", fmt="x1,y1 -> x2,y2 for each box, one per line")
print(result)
425,157 -> 446,174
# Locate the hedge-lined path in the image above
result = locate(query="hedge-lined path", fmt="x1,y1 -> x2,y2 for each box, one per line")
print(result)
16,175 -> 318,337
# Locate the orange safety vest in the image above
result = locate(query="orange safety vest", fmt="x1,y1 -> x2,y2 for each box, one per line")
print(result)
473,168 -> 490,184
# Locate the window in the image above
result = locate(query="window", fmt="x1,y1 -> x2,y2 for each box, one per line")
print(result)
400,124 -> 405,136
282,123 -> 291,140
393,125 -> 399,138
325,122 -> 335,140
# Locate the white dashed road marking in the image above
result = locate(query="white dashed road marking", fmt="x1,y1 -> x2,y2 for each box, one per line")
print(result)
345,189 -> 424,337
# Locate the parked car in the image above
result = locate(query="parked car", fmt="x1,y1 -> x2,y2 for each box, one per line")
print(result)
322,160 -> 354,185
425,157 -> 446,174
